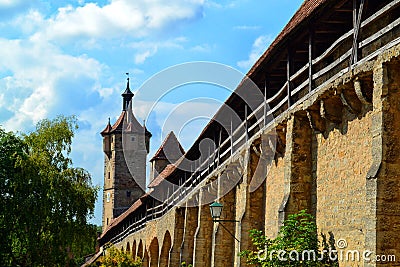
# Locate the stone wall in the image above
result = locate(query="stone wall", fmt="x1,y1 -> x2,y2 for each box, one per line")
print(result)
315,107 -> 372,264
265,155 -> 285,238
106,45 -> 400,267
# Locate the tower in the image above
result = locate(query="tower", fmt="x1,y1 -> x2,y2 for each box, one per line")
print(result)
101,77 -> 151,231
150,131 -> 185,181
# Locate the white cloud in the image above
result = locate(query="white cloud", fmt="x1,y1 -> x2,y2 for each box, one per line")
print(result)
0,37 -> 104,131
34,0 -> 205,43
98,87 -> 114,99
190,43 -> 213,53
205,0 -> 244,9
130,37 -> 186,64
237,35 -> 273,69
0,0 -> 15,7
135,49 -> 157,65
234,25 -> 261,31
0,0 -> 37,20
13,10 -> 45,35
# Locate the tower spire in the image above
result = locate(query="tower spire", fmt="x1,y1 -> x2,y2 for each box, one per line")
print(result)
122,73 -> 134,111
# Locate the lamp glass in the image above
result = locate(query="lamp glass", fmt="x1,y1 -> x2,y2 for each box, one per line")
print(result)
209,201 -> 223,220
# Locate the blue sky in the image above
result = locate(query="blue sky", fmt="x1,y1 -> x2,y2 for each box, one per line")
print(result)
0,0 -> 303,225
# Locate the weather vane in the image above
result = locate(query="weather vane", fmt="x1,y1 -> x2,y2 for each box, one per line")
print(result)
126,72 -> 129,82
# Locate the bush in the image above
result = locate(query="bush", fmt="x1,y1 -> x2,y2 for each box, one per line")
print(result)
97,246 -> 142,267
240,210 -> 338,266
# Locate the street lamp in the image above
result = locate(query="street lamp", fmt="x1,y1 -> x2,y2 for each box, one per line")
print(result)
209,201 -> 223,221
209,201 -> 240,242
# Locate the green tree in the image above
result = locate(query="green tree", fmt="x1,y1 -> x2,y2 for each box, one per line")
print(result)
0,116 -> 98,267
0,127 -> 26,265
240,210 -> 338,267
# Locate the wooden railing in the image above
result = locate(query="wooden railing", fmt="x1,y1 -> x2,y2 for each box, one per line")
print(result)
102,0 -> 400,246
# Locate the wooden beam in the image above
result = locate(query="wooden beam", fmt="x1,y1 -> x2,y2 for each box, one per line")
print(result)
352,0 -> 357,63
287,50 -> 293,107
350,0 -> 365,66
335,9 -> 353,12
322,20 -> 350,24
315,30 -> 340,34
308,27 -> 314,93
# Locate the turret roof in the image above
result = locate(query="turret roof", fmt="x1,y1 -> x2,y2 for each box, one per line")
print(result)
150,131 -> 185,162
100,118 -> 112,136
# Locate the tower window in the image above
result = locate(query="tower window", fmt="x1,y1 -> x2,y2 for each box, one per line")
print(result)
106,192 -> 110,202
107,172 -> 110,179
126,191 -> 131,198
131,136 -> 135,142
107,218 -> 109,225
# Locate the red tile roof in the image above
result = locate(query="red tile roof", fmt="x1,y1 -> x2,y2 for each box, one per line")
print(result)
148,162 -> 178,188
109,110 -> 126,132
101,109 -> 146,135
99,192 -> 151,239
150,131 -> 185,162
100,119 -> 112,136
248,0 -> 329,78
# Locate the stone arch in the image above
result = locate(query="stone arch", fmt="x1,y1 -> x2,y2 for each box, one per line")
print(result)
132,240 -> 137,259
126,242 -> 131,254
138,240 -> 144,259
149,237 -> 159,267
159,231 -> 172,266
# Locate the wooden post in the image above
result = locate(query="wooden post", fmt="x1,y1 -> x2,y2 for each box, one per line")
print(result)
230,117 -> 233,155
287,49 -> 293,106
166,187 -> 170,213
208,146 -> 211,175
264,81 -> 267,127
245,104 -> 248,142
217,129 -> 222,168
351,0 -> 365,66
353,0 -> 358,64
308,28 -> 314,92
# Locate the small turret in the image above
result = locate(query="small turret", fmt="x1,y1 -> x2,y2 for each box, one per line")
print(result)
150,131 -> 184,181
144,121 -> 152,154
101,118 -> 112,157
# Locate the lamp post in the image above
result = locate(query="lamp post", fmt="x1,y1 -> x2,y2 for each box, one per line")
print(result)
209,201 -> 240,242
210,201 -> 223,221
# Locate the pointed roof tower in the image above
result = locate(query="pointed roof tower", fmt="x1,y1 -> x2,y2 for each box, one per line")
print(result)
101,118 -> 112,136
150,131 -> 185,162
100,74 -> 152,153
122,75 -> 134,111
108,75 -> 142,134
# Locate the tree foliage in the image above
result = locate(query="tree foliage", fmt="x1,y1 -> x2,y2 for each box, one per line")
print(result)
0,115 -> 98,266
240,210 -> 338,267
96,246 -> 142,267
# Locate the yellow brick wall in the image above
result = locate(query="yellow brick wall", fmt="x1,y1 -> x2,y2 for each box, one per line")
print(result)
265,156 -> 285,238
315,109 -> 373,264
